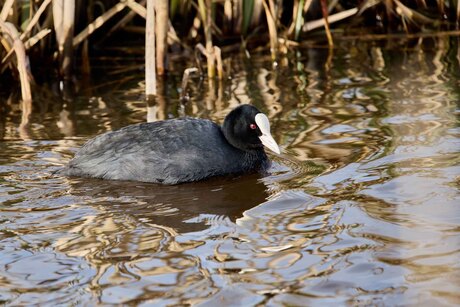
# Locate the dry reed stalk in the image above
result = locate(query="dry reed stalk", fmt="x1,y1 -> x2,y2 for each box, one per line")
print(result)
0,0 -> 14,21
155,0 -> 168,75
1,28 -> 51,71
303,8 -> 357,32
0,21 -> 32,103
21,0 -> 52,40
214,46 -> 223,79
53,0 -> 75,78
73,1 -> 127,47
287,0 -> 299,36
262,0 -> 278,61
145,0 -> 156,97
294,0 -> 304,40
104,1 -> 179,51
167,20 -> 182,48
147,78 -> 166,122
198,0 -> 215,78
107,0 -> 146,37
180,67 -> 199,101
394,0 -> 439,25
125,0 -> 146,17
251,0 -> 263,28
223,0 -> 232,33
320,0 -> 333,47
24,28 -> 51,49
194,44 -> 205,74
1,0 -> 51,69
384,0 -> 394,26
457,0 -> 460,26
231,0 -> 241,34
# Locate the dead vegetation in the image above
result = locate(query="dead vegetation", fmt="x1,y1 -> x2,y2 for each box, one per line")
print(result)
1,0 -> 459,103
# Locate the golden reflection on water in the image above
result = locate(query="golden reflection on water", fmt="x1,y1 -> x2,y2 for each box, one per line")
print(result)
0,38 -> 459,305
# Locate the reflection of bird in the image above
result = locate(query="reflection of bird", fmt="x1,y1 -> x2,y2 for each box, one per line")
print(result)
61,105 -> 280,184
66,174 -> 269,233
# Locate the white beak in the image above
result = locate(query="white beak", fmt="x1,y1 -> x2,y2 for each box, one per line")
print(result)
255,113 -> 281,154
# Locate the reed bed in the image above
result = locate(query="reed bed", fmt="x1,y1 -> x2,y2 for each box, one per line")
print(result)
1,0 -> 459,103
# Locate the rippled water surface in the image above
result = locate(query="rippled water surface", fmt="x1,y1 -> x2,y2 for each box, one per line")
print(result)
1,40 -> 459,305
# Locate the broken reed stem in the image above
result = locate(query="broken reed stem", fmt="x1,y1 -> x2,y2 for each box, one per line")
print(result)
0,21 -> 32,103
145,0 -> 156,97
155,0 -> 168,75
180,67 -> 199,101
194,44 -> 205,75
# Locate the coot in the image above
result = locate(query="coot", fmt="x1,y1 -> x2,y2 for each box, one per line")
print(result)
61,104 -> 280,184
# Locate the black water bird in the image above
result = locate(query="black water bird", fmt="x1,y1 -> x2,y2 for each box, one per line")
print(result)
61,104 -> 280,184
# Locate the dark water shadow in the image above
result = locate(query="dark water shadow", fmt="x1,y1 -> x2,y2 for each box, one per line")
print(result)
65,173 -> 269,233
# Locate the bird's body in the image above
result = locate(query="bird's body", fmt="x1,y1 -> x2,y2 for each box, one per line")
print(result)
61,105 -> 280,184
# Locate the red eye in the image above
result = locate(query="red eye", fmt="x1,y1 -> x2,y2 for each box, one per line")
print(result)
250,123 -> 257,130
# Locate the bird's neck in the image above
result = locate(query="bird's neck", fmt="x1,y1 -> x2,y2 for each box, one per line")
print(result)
242,148 -> 269,171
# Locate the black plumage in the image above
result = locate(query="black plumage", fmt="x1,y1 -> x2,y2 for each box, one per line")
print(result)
61,105 -> 279,184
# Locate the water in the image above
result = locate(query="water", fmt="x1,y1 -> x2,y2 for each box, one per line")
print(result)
1,38 -> 459,305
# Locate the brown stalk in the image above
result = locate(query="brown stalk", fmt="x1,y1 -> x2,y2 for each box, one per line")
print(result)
303,8 -> 358,32
0,0 -> 14,21
1,0 -> 52,72
458,0 -> 460,27
53,0 -> 75,78
155,0 -> 168,75
180,67 -> 199,101
394,0 -> 439,26
2,28 -> 51,71
145,0 -> 156,97
73,2 -> 127,47
320,0 -> 333,47
214,46 -> 223,80
0,21 -> 32,103
251,0 -> 263,28
223,0 -> 232,33
124,0 -> 146,17
107,0 -> 146,37
198,0 -> 215,78
21,0 -> 52,40
262,0 -> 278,61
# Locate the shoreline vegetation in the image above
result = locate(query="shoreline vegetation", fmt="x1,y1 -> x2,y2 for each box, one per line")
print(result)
0,0 -> 459,106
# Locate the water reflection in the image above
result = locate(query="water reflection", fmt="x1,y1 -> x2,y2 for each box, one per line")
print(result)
65,175 -> 268,233
0,38 -> 459,305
